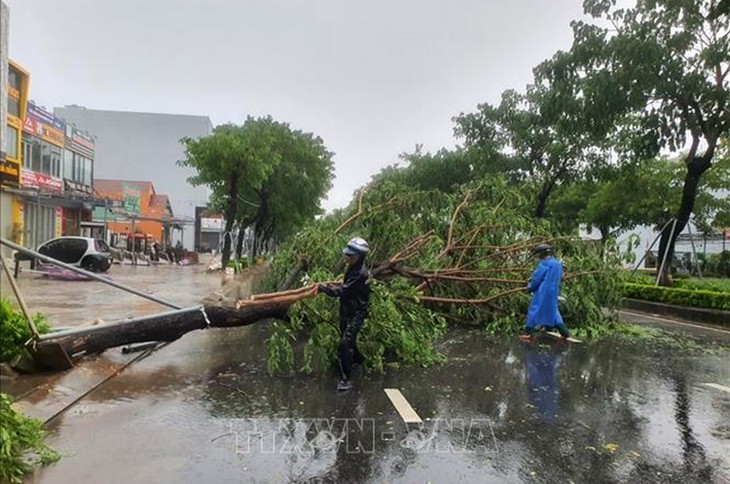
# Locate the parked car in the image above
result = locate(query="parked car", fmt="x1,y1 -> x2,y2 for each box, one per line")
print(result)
37,236 -> 113,272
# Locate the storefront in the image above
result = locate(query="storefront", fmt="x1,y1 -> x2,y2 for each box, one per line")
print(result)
18,102 -> 66,247
60,124 -> 95,236
24,199 -> 59,248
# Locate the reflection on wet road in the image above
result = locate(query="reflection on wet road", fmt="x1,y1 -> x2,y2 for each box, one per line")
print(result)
28,320 -> 730,484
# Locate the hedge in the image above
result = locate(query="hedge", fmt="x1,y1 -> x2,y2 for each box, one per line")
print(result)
622,283 -> 730,311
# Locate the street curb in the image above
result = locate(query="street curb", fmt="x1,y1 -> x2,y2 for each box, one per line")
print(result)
622,298 -> 730,328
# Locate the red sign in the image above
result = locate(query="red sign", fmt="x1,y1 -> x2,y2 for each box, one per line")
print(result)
23,116 -> 41,136
23,112 -> 65,147
21,169 -> 64,192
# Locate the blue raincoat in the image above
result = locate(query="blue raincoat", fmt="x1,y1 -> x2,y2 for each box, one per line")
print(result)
526,256 -> 563,329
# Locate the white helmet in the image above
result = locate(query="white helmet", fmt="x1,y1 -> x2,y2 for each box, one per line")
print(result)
343,237 -> 369,255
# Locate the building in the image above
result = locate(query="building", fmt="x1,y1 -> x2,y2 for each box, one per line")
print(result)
11,101 -> 99,248
0,5 -> 100,256
94,179 -> 175,249
0,58 -> 30,253
54,107 -> 213,250
0,61 -> 99,251
194,205 -> 224,252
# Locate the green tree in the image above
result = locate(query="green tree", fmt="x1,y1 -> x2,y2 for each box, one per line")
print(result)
539,0 -> 730,284
180,120 -> 277,267
240,122 -> 334,256
372,145 -> 485,194
180,117 -> 334,266
454,85 -> 609,219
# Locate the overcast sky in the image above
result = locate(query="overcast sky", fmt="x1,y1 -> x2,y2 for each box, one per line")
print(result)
6,0 -> 585,210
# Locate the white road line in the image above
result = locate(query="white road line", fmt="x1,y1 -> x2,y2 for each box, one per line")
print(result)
703,383 -> 730,394
620,310 -> 730,335
384,389 -> 423,424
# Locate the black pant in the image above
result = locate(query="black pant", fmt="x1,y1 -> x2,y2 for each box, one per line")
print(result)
338,313 -> 365,380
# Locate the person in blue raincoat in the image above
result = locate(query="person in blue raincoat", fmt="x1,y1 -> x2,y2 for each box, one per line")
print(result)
519,243 -> 571,342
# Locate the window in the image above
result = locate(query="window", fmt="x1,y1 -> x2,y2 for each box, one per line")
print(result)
50,146 -> 62,178
22,135 -> 62,177
8,69 -> 20,90
5,126 -> 18,160
7,97 -> 19,117
41,142 -> 51,175
84,157 -> 92,186
64,150 -> 74,179
74,154 -> 83,182
29,136 -> 43,173
21,133 -> 32,168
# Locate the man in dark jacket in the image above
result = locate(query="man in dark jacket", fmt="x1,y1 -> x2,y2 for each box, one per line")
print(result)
318,237 -> 370,391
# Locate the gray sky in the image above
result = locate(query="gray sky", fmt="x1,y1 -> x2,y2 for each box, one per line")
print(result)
6,0 -> 585,210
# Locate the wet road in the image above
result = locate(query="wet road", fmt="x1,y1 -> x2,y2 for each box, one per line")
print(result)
25,316 -> 730,483
1,257 -> 225,327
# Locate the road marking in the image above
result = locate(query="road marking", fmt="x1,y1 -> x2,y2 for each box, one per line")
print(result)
704,383 -> 730,394
384,389 -> 422,424
619,310 -> 730,335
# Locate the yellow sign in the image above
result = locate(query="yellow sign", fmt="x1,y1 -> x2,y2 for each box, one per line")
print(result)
55,207 -> 63,238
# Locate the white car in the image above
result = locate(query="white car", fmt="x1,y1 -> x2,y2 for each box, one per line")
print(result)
37,236 -> 113,272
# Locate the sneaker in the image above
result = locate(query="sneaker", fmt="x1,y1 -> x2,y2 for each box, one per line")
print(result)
337,380 -> 352,392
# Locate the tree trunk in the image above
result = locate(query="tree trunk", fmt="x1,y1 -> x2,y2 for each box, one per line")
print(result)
35,301 -> 292,362
235,223 -> 245,259
599,226 -> 610,243
656,145 -> 715,286
221,172 -> 240,268
534,170 -> 563,218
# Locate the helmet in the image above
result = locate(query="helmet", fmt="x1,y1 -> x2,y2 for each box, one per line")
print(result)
343,237 -> 369,256
532,243 -> 552,255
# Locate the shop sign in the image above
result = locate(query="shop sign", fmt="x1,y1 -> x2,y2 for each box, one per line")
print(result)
0,160 -> 20,187
64,179 -> 94,195
123,183 -> 141,214
24,102 -> 65,147
201,217 -> 224,230
55,207 -> 63,238
65,125 -> 95,158
21,168 -> 64,192
92,206 -> 115,222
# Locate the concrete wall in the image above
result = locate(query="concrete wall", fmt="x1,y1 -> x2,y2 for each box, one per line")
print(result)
54,107 -> 213,249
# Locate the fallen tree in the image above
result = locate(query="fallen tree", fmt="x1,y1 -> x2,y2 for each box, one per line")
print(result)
34,302 -> 290,360
257,177 -> 626,374
31,176 -> 625,373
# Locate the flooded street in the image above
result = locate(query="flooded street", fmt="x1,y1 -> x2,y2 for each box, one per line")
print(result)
5,259 -> 225,327
23,318 -> 730,483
